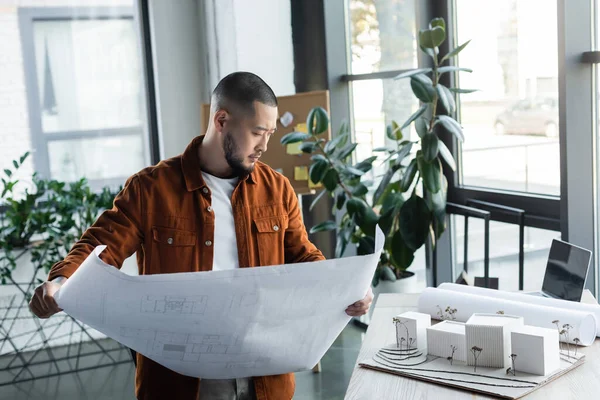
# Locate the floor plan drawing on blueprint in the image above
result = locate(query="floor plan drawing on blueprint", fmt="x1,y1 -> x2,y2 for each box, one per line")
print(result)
54,227 -> 384,379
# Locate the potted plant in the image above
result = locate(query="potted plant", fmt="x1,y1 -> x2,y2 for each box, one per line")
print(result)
0,152 -> 118,368
281,17 -> 472,287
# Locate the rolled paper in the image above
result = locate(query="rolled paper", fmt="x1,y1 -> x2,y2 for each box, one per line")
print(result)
438,283 -> 600,337
417,287 -> 597,346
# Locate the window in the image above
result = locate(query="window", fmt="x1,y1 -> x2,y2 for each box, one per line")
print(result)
455,0 -> 560,196
0,2 -> 153,193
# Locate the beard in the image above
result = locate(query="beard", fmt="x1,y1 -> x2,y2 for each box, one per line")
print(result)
223,131 -> 254,177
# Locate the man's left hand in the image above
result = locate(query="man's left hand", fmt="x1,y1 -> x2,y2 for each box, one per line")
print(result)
345,287 -> 374,317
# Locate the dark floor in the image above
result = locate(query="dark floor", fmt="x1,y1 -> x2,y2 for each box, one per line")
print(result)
0,323 -> 365,400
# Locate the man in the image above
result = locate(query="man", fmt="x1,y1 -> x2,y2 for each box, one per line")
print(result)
29,72 -> 373,399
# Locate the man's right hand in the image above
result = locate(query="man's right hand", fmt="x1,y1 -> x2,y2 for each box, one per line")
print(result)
29,277 -> 66,319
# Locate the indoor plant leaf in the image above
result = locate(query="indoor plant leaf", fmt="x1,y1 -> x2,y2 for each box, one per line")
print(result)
280,131 -> 311,145
394,68 -> 432,80
410,74 -> 436,103
438,140 -> 457,171
421,133 -> 439,163
415,117 -> 428,138
400,159 -> 418,192
321,168 -> 339,192
401,104 -> 428,131
309,159 -> 329,184
309,220 -> 337,234
436,84 -> 456,114
390,230 -> 415,270
309,189 -> 328,212
307,106 -> 329,136
436,115 -> 465,142
399,195 -> 432,250
441,39 -> 471,62
418,156 -> 442,193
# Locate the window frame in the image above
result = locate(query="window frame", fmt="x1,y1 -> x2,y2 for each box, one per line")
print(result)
324,0 -> 599,294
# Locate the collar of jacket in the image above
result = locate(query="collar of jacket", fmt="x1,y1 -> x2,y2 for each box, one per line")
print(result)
181,135 -> 256,192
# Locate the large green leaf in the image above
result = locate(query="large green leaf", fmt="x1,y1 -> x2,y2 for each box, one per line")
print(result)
347,198 -> 378,236
357,236 -> 375,256
354,156 -> 377,172
309,160 -> 329,184
418,156 -> 442,193
419,26 -> 445,49
343,166 -> 365,177
430,18 -> 445,30
441,40 -> 471,63
346,197 -> 362,217
427,177 -> 448,240
420,44 -> 435,58
438,140 -> 457,171
436,84 -> 456,114
421,133 -> 439,162
336,191 -> 346,210
410,75 -> 436,103
300,142 -> 319,153
415,118 -> 429,138
399,195 -> 432,250
381,265 -> 397,281
373,166 -> 397,206
309,189 -> 327,211
322,168 -> 339,192
437,66 -> 473,74
400,159 -> 418,192
281,131 -> 311,145
337,143 -> 358,160
390,230 -> 415,270
381,191 -> 404,216
394,68 -> 432,80
386,121 -> 402,141
324,132 -> 348,155
449,88 -> 478,94
309,220 -> 337,234
394,142 -> 414,167
311,154 -> 328,163
351,182 -> 369,197
436,115 -> 465,142
335,228 -> 350,258
401,104 -> 428,130
307,107 -> 329,136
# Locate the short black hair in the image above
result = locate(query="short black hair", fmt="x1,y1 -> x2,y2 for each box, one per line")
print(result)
210,72 -> 277,117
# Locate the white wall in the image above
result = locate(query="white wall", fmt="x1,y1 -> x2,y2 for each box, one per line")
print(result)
148,0 -> 206,159
149,0 -> 295,159
201,0 -> 295,97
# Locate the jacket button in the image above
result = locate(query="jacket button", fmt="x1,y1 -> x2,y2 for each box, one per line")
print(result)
202,187 -> 209,194
167,238 -> 173,245
273,225 -> 279,232
205,240 -> 212,246
207,206 -> 213,212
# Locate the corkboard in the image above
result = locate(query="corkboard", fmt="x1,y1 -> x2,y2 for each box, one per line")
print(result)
201,90 -> 331,195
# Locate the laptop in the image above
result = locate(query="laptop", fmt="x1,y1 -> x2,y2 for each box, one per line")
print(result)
528,239 -> 592,302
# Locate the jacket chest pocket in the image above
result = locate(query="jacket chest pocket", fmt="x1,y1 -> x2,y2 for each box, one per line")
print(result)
151,226 -> 197,273
253,215 -> 288,267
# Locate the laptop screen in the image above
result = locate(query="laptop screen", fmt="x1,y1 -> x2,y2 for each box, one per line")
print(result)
542,239 -> 592,301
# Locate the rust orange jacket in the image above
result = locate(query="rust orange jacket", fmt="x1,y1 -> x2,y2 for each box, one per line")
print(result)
48,136 -> 325,399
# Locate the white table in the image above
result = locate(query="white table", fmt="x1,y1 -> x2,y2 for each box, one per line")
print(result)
345,292 -> 600,399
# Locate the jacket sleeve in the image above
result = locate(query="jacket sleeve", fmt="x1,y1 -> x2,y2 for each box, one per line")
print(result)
47,174 -> 145,281
283,177 -> 326,264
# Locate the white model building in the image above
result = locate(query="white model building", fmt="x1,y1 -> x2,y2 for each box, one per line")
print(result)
511,325 -> 560,376
426,320 -> 467,362
393,311 -> 431,349
465,313 -> 524,368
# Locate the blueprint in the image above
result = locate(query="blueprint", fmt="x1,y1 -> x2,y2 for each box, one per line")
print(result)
54,227 -> 383,379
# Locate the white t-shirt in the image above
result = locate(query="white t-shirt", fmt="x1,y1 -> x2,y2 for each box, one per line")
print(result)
201,172 -> 240,271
